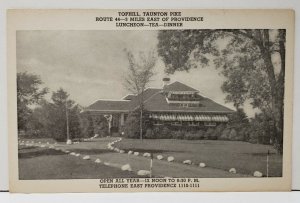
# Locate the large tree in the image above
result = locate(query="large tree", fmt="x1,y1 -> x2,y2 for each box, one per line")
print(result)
26,99 -> 56,137
17,72 -> 48,131
124,49 -> 157,140
28,88 -> 82,140
157,29 -> 285,153
50,88 -> 82,141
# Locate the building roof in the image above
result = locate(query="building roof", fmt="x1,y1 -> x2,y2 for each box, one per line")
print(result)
163,81 -> 198,92
85,100 -> 130,112
128,88 -> 161,111
122,94 -> 136,100
84,81 -> 234,114
143,92 -> 234,113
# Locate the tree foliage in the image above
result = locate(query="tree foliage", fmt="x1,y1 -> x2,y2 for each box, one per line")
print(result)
48,88 -> 82,140
26,88 -> 82,141
157,29 -> 285,153
123,109 -> 149,139
17,72 -> 48,131
80,114 -> 108,138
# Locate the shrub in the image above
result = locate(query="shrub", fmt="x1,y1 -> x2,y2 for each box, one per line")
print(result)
144,128 -> 155,139
248,131 -> 258,143
182,130 -> 207,140
195,130 -> 206,139
208,134 -> 218,140
123,114 -> 139,138
184,131 -> 194,140
236,127 -> 247,141
152,127 -> 160,138
243,128 -> 251,141
212,124 -> 226,138
158,126 -> 172,139
228,129 -> 238,140
220,128 -> 231,140
205,128 -> 216,140
123,109 -> 150,139
173,130 -> 185,139
184,131 -> 200,140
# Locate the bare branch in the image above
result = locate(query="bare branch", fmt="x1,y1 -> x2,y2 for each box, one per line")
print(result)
123,49 -> 157,95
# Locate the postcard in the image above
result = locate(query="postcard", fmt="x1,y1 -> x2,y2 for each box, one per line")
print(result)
7,9 -> 294,192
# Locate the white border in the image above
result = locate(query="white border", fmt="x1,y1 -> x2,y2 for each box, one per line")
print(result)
0,0 -> 299,194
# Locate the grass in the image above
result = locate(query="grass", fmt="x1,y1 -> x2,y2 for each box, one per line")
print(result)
18,137 -> 282,178
114,139 -> 282,177
18,144 -> 138,180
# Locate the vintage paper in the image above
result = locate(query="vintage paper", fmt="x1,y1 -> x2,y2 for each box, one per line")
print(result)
7,9 -> 294,192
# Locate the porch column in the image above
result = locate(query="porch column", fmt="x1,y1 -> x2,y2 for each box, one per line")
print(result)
120,113 -> 125,126
104,114 -> 112,135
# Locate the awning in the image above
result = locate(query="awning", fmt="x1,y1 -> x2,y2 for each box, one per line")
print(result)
211,115 -> 229,122
149,113 -> 229,122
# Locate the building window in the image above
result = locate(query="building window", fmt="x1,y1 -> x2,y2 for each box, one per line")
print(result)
188,121 -> 199,126
124,114 -> 128,122
204,122 -> 217,127
179,103 -> 189,108
153,120 -> 163,126
171,121 -> 182,126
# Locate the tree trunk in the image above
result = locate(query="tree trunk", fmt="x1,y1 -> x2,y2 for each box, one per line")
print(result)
139,91 -> 144,140
274,30 -> 286,154
265,56 -> 284,154
140,107 -> 143,140
260,32 -> 284,154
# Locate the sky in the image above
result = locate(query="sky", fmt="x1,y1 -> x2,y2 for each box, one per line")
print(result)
16,30 -> 257,117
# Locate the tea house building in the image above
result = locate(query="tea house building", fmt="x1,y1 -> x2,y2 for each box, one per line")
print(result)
82,78 -> 234,135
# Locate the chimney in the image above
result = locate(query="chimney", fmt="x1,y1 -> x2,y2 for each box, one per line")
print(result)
162,77 -> 170,87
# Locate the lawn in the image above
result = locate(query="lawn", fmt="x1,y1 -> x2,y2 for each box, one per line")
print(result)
18,144 -> 137,180
114,139 -> 282,177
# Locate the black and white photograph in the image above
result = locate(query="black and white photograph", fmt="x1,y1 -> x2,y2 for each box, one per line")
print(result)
7,9 -> 294,192
16,29 -> 286,179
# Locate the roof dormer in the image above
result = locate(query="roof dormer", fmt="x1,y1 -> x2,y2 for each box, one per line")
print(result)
163,81 -> 199,94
